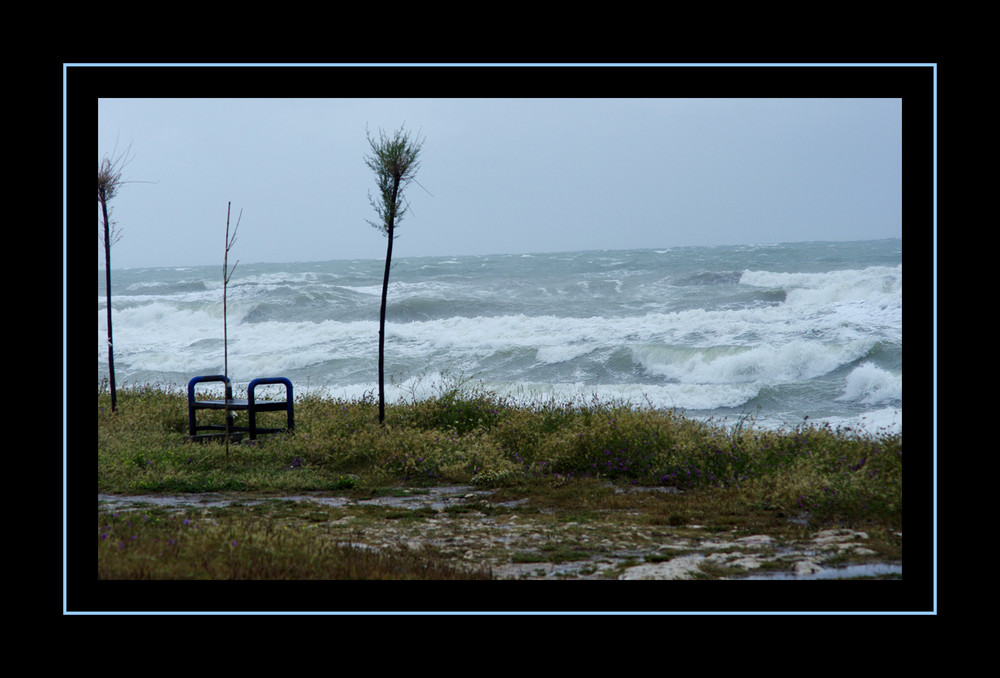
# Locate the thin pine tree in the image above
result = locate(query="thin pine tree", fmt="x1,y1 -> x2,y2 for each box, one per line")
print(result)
97,142 -> 135,413
363,125 -> 425,424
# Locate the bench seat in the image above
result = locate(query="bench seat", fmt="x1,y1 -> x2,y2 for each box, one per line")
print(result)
187,375 -> 294,441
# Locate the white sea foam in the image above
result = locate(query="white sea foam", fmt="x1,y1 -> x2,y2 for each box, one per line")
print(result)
838,362 -> 902,405
634,340 -> 873,385
739,265 -> 901,307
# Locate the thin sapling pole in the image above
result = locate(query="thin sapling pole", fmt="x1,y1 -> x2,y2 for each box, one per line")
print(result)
223,202 -> 241,455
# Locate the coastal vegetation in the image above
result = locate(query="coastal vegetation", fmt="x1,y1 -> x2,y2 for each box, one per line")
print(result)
96,376 -> 902,582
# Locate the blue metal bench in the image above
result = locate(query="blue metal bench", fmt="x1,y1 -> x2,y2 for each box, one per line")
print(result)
187,375 -> 294,441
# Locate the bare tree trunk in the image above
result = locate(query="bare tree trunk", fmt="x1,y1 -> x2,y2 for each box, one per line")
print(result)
225,205 -> 231,455
223,202 -> 240,455
377,180 -> 400,425
99,187 -> 117,412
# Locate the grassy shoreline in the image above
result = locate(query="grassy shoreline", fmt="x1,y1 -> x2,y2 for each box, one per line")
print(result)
97,379 -> 902,582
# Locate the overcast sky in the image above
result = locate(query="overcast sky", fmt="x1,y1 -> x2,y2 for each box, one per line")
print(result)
96,96 -> 902,269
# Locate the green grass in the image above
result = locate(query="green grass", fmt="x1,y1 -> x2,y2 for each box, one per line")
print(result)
96,377 -> 902,579
97,504 -> 491,580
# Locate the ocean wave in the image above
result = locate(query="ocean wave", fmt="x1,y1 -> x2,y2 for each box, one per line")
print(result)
739,265 -> 901,308
837,362 -> 902,405
121,279 -> 209,296
671,270 -> 744,286
632,339 -> 875,386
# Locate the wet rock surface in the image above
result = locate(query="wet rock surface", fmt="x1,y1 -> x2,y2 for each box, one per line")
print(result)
98,487 -> 901,581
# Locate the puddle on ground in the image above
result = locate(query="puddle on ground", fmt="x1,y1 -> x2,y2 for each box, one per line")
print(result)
741,562 -> 902,580
98,493 -> 257,509
98,487 -> 492,512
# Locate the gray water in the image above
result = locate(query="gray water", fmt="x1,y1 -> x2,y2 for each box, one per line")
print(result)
742,563 -> 902,580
